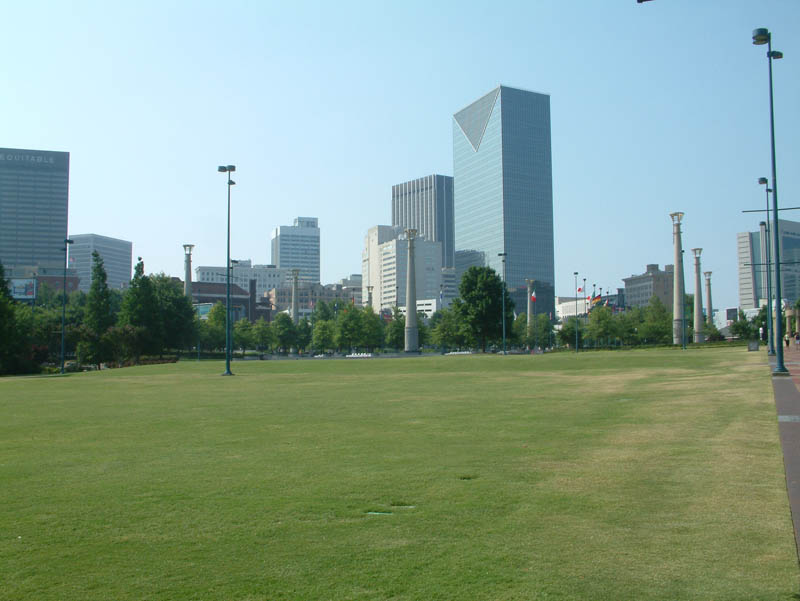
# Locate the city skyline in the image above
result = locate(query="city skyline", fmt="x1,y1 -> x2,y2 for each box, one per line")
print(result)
2,2 -> 798,310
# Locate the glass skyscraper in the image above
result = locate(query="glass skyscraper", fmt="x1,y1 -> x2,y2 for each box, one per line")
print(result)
453,86 -> 554,314
0,147 -> 70,274
271,217 -> 320,284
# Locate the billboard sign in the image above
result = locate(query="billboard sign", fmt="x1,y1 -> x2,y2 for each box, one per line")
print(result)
10,278 -> 36,300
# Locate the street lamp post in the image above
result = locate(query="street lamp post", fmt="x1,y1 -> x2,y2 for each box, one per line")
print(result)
218,165 -> 236,376
60,238 -> 74,374
753,27 -> 787,373
498,252 -> 507,354
759,177 -> 775,355
574,272 -> 579,353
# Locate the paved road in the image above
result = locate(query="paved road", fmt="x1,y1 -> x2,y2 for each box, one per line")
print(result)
770,347 -> 800,562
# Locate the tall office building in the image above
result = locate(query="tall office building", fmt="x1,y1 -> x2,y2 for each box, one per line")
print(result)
392,175 -> 454,269
70,234 -> 133,293
0,147 -> 70,274
738,219 -> 800,310
271,217 -> 320,284
453,86 -> 554,315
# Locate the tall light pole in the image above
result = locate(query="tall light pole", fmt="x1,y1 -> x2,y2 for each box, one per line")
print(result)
60,238 -> 74,374
759,177 -> 775,355
498,252 -> 507,354
753,27 -> 787,374
574,271 -> 579,353
218,165 -> 236,376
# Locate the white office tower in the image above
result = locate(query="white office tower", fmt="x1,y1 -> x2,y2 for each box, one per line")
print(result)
271,217 -> 320,284
70,234 -> 133,293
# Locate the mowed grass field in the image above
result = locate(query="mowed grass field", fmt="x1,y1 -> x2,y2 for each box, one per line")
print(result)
0,347 -> 797,600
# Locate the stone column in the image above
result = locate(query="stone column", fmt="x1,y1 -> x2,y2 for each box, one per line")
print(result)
291,269 -> 300,324
182,244 -> 194,299
671,212 -> 686,346
404,229 -> 419,352
367,285 -> 374,310
692,248 -> 704,343
526,279 -> 534,349
704,271 -> 713,328
786,307 -> 794,336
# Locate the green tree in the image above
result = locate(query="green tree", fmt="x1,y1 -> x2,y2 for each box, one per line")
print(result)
586,306 -> 618,347
456,266 -> 513,352
272,312 -> 296,353
79,251 -> 115,368
203,302 -> 227,351
431,306 -> 467,350
730,310 -> 755,340
296,319 -> 312,353
359,307 -> 384,351
233,319 -> 254,355
385,308 -> 405,350
557,317 -> 584,349
639,296 -> 672,345
152,274 -> 196,351
252,317 -> 275,352
336,306 -> 362,352
311,300 -> 334,324
312,320 -> 335,353
118,259 -> 161,360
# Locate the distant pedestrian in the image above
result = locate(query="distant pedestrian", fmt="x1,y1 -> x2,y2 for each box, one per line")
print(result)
795,332 -> 799,349
786,334 -> 790,348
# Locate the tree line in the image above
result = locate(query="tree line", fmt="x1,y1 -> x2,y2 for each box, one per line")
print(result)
0,260 -> 739,375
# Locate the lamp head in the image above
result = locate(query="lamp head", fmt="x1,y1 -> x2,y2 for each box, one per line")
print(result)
217,166 -> 227,172
229,180 -> 236,186
770,50 -> 783,59
758,177 -> 768,185
692,248 -> 702,258
183,244 -> 194,254
704,271 -> 712,278
65,238 -> 74,244
752,28 -> 770,46
670,211 -> 684,224
226,165 -> 236,172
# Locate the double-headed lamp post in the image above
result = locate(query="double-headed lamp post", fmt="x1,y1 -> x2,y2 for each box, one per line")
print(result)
218,165 -> 236,376
753,27 -> 787,374
759,177 -> 775,355
60,238 -> 74,374
498,252 -> 507,354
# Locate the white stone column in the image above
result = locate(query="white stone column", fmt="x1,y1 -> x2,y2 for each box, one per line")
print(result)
692,248 -> 704,343
404,229 -> 419,352
671,212 -> 686,346
291,269 -> 300,324
704,271 -> 712,328
183,244 -> 194,299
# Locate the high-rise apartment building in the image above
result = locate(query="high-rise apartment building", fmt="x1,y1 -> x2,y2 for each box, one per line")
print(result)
453,86 -> 554,315
70,234 -> 133,293
738,220 -> 800,310
0,147 -> 70,275
271,217 -> 320,284
392,175 -> 454,269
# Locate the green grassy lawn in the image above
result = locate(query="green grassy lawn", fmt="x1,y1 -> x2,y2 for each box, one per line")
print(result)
0,348 -> 796,600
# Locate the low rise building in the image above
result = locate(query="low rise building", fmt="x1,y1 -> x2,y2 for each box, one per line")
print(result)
623,264 -> 674,308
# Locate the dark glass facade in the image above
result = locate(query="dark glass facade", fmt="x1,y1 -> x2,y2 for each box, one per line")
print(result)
453,86 -> 554,316
0,148 -> 69,273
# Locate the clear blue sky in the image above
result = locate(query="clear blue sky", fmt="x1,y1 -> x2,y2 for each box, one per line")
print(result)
2,0 -> 798,310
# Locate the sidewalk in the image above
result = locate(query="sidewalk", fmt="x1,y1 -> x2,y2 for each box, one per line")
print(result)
769,345 -> 800,559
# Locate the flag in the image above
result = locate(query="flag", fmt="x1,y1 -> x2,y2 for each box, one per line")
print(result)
531,289 -> 537,302
577,287 -> 583,293
591,294 -> 602,305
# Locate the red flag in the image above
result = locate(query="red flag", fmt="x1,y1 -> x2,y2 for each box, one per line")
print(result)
577,286 -> 583,293
531,289 -> 537,302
